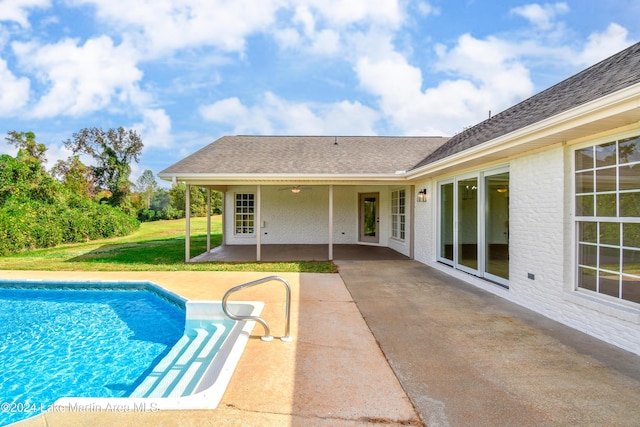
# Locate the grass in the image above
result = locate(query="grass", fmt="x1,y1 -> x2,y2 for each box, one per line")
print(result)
0,217 -> 337,273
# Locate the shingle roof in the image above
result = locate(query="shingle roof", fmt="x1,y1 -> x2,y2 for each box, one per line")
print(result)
160,135 -> 449,176
412,41 -> 640,170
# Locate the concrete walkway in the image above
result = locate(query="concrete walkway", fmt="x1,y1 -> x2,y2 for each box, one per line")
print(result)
337,260 -> 640,427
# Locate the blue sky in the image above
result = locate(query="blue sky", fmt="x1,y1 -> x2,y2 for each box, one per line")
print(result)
0,1 -> 638,186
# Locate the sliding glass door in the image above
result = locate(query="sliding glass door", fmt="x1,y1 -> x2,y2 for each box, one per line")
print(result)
437,168 -> 509,286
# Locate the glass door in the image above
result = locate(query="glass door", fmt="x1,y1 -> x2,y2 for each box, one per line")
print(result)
439,182 -> 454,264
359,193 -> 379,243
457,177 -> 479,273
438,168 -> 510,286
484,171 -> 509,285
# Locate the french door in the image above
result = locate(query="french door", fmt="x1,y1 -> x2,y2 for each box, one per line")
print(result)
438,168 -> 509,286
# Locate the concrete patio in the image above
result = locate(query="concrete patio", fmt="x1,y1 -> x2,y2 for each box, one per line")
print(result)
191,244 -> 410,262
4,260 -> 640,426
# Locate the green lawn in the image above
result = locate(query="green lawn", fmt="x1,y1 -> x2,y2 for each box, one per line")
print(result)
0,217 -> 336,273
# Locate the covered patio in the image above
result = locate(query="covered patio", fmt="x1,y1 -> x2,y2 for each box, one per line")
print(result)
191,244 -> 410,262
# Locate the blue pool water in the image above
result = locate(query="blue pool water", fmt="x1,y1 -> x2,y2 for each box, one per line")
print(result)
0,282 -> 185,426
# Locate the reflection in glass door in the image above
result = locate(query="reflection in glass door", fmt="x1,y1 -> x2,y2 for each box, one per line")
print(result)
440,183 -> 454,262
485,172 -> 509,282
457,177 -> 479,272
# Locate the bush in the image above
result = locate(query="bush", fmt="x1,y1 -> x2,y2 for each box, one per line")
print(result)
0,195 -> 139,256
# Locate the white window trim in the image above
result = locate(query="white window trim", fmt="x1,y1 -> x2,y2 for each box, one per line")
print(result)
571,130 -> 640,310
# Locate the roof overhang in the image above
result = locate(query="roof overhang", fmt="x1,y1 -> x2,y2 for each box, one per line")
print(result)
406,82 -> 640,180
157,172 -> 412,187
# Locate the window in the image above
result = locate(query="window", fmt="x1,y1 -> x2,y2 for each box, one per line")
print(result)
391,189 -> 405,240
234,193 -> 255,234
575,135 -> 640,304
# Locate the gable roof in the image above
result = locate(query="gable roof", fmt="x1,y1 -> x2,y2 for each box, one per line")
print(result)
413,41 -> 640,170
160,135 -> 448,177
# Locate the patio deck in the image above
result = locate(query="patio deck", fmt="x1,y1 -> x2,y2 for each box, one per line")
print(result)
5,261 -> 640,426
191,244 -> 410,262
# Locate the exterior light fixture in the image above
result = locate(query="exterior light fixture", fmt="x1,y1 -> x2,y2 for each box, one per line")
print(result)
291,186 -> 301,193
417,188 -> 428,202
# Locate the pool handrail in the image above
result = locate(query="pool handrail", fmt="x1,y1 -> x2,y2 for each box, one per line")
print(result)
221,275 -> 292,342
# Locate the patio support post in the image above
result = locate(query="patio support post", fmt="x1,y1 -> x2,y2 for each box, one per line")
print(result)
206,188 -> 211,252
328,185 -> 334,260
256,185 -> 261,261
222,191 -> 226,245
185,184 -> 191,263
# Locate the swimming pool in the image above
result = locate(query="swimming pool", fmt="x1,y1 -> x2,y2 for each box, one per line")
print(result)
0,280 -> 262,426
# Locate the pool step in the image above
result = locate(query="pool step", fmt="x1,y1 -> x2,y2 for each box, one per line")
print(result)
131,323 -> 228,398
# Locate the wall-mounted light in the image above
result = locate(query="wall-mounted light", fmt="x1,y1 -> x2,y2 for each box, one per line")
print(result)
291,186 -> 301,193
417,188 -> 428,202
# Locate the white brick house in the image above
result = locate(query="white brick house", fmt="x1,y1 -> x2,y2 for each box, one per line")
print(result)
160,42 -> 640,355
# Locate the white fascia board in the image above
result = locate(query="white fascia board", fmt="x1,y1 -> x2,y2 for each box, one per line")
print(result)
405,83 -> 640,180
157,172 -> 410,185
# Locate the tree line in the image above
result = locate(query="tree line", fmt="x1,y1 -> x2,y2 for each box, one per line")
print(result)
0,129 -> 221,255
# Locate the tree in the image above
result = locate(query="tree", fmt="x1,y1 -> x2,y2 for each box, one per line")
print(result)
64,127 -> 143,208
51,156 -> 95,199
5,131 -> 47,165
136,169 -> 158,208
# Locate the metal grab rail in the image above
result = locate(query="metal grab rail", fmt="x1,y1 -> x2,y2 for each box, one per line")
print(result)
221,275 -> 292,342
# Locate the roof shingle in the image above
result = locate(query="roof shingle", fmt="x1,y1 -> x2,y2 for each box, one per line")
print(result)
160,135 -> 448,176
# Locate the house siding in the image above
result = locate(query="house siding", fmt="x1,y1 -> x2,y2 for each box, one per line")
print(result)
222,185 -> 412,257
412,140 -> 640,355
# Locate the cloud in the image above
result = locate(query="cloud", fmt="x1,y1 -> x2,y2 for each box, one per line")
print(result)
0,58 -> 30,115
12,36 -> 143,118
510,2 -> 569,30
575,23 -> 632,67
0,0 -> 50,28
68,0 -> 282,57
199,92 -> 379,135
132,108 -> 173,149
355,32 -> 534,135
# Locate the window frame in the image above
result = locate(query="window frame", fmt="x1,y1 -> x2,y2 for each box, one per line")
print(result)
391,188 -> 406,241
234,193 -> 255,235
573,132 -> 640,306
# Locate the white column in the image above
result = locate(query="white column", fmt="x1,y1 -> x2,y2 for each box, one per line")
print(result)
328,184 -> 334,260
206,188 -> 211,252
185,184 -> 191,263
256,185 -> 261,261
222,191 -> 226,245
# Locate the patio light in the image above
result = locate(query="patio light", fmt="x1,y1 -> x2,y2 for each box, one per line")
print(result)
417,188 -> 428,202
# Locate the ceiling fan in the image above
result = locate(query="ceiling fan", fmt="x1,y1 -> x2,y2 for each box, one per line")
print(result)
279,185 -> 312,193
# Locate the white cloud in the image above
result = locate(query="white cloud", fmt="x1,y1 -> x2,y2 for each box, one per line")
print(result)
416,1 -> 440,17
133,108 -> 173,149
0,0 -> 50,28
68,0 -> 282,57
510,2 -> 569,30
0,58 -> 30,115
575,23 -> 633,67
12,36 -> 143,118
355,32 -> 535,135
200,92 -> 379,135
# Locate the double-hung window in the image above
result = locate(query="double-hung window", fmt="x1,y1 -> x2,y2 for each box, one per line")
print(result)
234,193 -> 255,234
575,135 -> 640,304
391,189 -> 406,240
